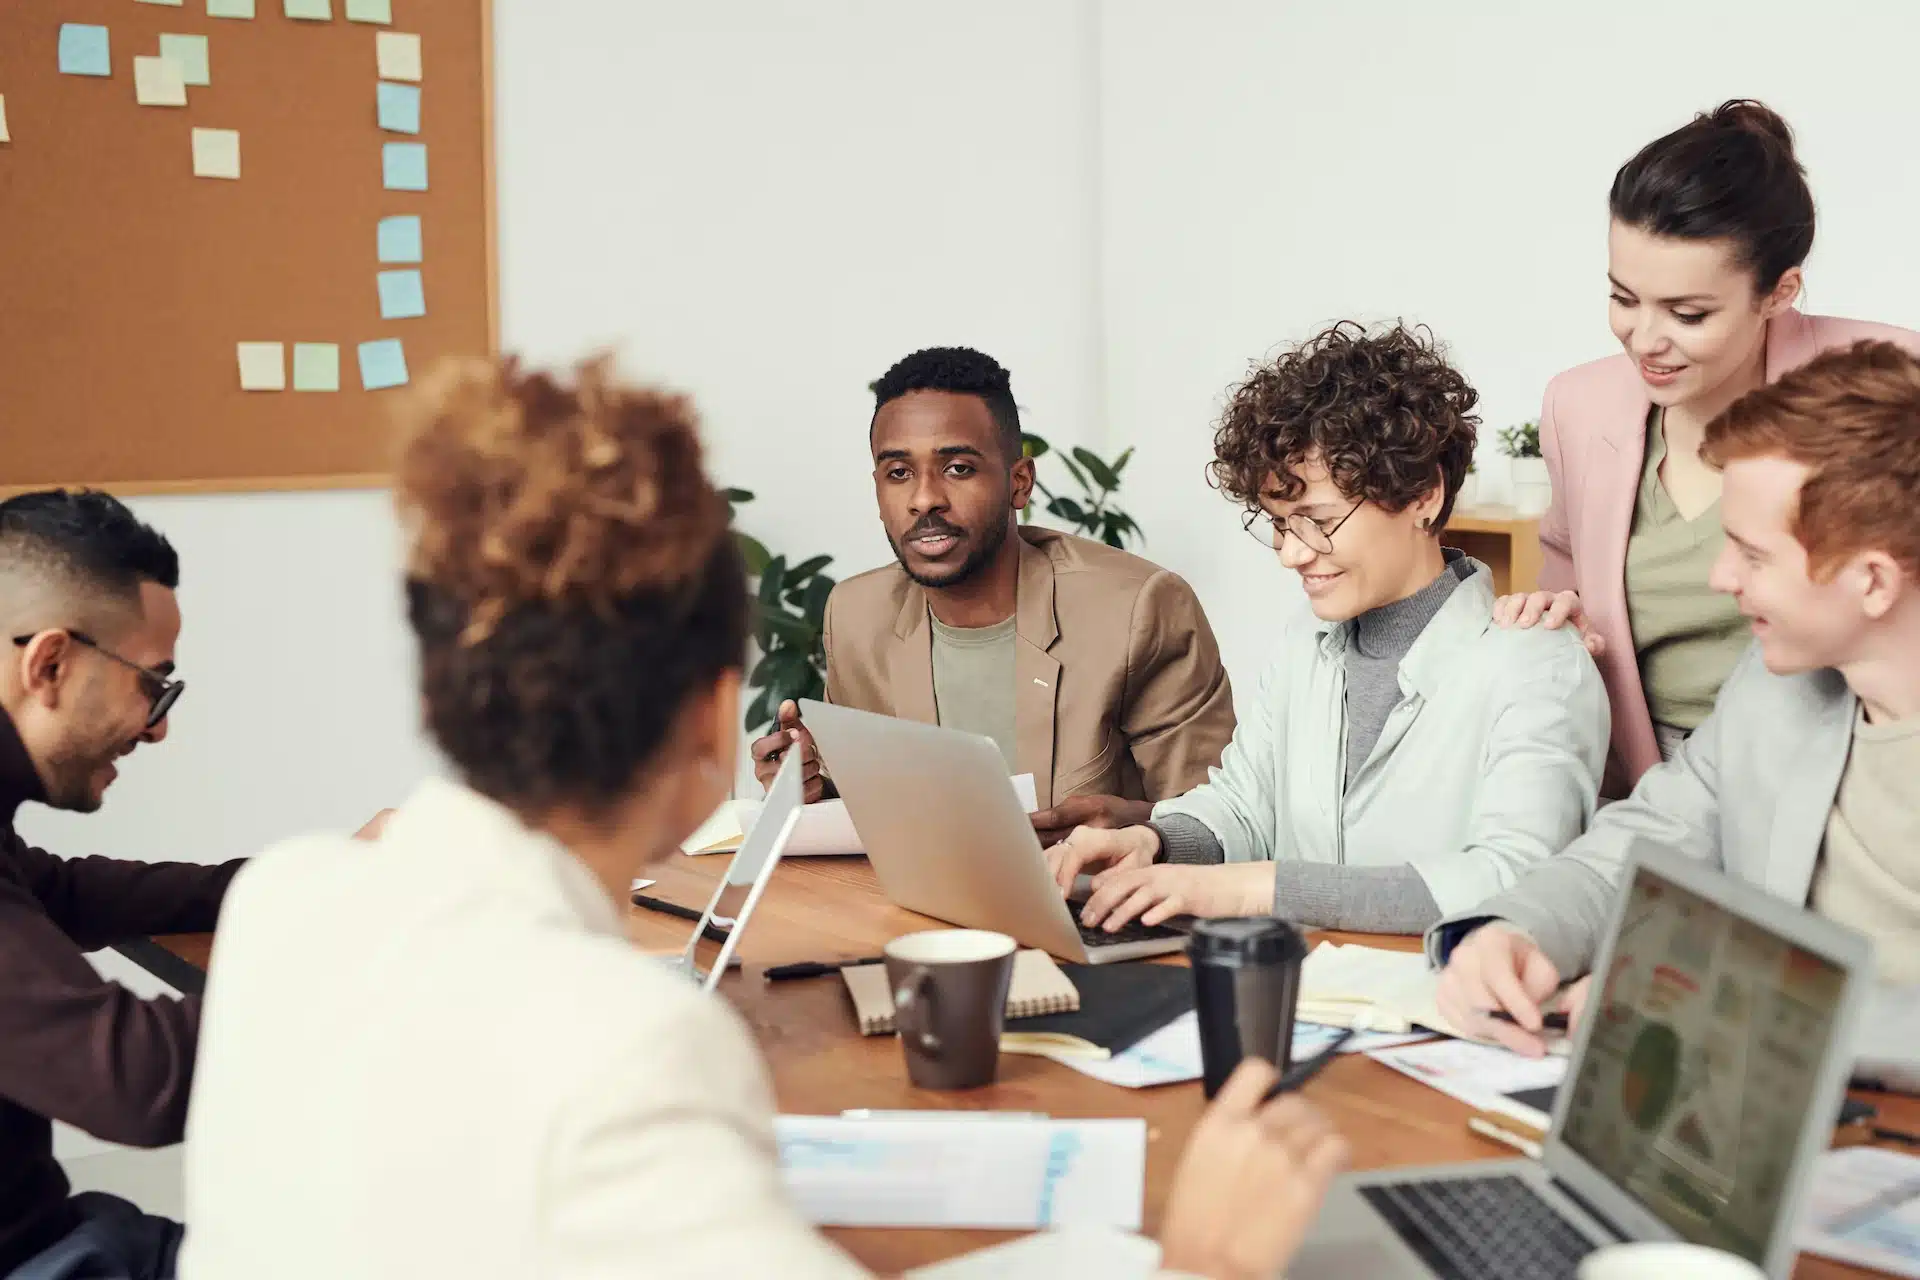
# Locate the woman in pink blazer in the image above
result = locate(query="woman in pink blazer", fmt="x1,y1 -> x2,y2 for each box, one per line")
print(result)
1501,100 -> 1920,796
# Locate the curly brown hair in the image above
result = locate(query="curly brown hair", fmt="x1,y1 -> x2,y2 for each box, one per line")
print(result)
394,354 -> 747,818
1210,321 -> 1480,529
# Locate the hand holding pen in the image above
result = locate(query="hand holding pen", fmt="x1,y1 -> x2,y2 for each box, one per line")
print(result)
748,700 -> 826,803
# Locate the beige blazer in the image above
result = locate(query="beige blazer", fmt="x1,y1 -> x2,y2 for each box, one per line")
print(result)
179,779 -> 866,1280
1535,308 -> 1920,795
823,527 -> 1235,809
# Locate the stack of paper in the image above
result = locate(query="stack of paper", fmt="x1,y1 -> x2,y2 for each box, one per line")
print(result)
775,1114 -> 1144,1230
1298,940 -> 1459,1034
1799,1147 -> 1920,1278
1044,1010 -> 1430,1090
683,774 -> 1038,858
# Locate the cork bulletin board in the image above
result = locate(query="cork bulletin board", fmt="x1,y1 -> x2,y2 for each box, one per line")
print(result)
0,0 -> 495,495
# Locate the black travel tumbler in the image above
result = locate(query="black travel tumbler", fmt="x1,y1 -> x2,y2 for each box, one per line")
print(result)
1189,917 -> 1309,1098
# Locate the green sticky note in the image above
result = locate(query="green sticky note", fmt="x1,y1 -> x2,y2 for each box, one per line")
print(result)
58,25 -> 112,77
292,343 -> 340,392
345,0 -> 391,22
284,0 -> 331,19
377,81 -> 420,134
207,0 -> 256,17
158,34 -> 211,87
377,270 -> 425,320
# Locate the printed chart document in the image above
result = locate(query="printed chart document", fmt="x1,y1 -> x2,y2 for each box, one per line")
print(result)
1798,1147 -> 1920,1278
1049,1011 -> 1429,1089
688,774 -> 1039,857
1368,1037 -> 1569,1128
775,1114 -> 1143,1230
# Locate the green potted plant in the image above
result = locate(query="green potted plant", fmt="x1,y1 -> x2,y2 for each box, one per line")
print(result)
1499,421 -> 1549,516
1018,434 -> 1143,549
724,489 -> 834,733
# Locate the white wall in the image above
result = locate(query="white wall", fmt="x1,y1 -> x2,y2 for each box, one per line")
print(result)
23,0 -> 1920,858
1098,0 -> 1920,679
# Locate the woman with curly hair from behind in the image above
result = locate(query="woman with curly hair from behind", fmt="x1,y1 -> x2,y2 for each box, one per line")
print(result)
1048,321 -> 1612,938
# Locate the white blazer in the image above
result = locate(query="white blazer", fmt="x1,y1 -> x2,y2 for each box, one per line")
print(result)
179,777 -> 866,1280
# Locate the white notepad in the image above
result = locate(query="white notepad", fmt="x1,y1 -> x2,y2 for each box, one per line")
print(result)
776,1114 -> 1144,1230
1298,941 -> 1571,1054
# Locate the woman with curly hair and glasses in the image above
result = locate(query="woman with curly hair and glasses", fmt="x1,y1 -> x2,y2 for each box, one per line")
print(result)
1047,322 -> 1611,937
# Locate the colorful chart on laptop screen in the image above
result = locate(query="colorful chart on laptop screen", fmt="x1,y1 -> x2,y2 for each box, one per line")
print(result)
1558,868 -> 1846,1263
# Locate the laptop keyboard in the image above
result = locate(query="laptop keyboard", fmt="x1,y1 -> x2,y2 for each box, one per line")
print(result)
1074,916 -> 1184,949
1360,1175 -> 1596,1280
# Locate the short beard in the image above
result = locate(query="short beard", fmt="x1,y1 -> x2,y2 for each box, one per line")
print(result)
892,515 -> 1010,591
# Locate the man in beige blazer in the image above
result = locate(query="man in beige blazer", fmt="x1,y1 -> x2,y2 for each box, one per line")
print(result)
753,347 -> 1233,843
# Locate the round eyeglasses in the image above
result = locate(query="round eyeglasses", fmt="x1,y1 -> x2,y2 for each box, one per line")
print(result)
1241,500 -> 1363,554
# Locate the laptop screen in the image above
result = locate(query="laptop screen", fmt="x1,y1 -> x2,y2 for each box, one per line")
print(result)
1556,863 -> 1848,1263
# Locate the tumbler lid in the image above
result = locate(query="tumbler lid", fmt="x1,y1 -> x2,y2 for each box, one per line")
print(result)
1186,916 -> 1307,968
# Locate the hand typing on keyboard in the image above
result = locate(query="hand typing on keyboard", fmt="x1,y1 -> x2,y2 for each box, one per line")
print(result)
1159,1059 -> 1349,1280
1076,862 -> 1277,932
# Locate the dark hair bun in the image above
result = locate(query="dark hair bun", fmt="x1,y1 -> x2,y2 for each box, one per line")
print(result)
395,355 -> 728,641
1706,99 -> 1797,156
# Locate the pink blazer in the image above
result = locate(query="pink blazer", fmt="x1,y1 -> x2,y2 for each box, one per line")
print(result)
1538,308 -> 1920,797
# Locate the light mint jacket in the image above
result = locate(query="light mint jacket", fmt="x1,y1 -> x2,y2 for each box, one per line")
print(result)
1151,561 -> 1610,917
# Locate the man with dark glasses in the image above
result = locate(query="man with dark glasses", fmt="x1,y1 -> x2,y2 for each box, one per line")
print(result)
0,490 -> 379,1280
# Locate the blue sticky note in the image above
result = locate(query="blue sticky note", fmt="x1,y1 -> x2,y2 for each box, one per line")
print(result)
377,215 -> 422,264
376,81 -> 420,135
382,142 -> 427,191
59,25 -> 112,78
377,270 -> 425,320
357,339 -> 408,390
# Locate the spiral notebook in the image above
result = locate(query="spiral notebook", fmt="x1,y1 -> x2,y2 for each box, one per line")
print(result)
844,950 -> 1079,1036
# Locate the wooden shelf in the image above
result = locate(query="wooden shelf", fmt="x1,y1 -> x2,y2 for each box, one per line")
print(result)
1446,504 -> 1543,595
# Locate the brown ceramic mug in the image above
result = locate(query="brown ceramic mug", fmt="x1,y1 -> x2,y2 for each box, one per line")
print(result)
883,929 -> 1017,1090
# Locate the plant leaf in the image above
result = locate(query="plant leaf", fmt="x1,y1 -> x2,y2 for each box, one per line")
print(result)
1058,453 -> 1090,493
759,611 -> 816,646
1021,432 -> 1052,460
723,487 -> 755,505
743,687 -> 773,734
785,554 -> 832,582
800,575 -> 834,627
1072,447 -> 1119,492
1110,447 -> 1134,476
733,531 -> 772,576
1047,496 -> 1087,523
757,555 -> 787,608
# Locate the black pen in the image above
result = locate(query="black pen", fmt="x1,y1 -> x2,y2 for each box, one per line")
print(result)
1262,1028 -> 1356,1102
631,891 -> 731,945
765,956 -> 884,982
1488,1010 -> 1571,1032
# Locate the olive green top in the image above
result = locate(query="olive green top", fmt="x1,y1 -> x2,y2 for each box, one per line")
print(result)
929,613 -> 1019,769
1624,409 -> 1750,731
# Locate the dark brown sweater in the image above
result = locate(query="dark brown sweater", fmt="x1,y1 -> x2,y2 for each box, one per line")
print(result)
0,710 -> 241,1272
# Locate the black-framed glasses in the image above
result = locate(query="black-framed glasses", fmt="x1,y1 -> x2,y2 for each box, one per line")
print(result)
11,631 -> 184,729
1242,500 -> 1364,554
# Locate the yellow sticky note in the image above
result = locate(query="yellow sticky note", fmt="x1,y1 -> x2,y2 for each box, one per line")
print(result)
376,31 -> 421,82
0,96 -> 9,144
237,343 -> 286,391
192,128 -> 241,179
134,56 -> 189,107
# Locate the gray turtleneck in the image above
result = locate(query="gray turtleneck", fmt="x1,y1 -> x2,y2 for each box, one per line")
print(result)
1153,555 -> 1473,934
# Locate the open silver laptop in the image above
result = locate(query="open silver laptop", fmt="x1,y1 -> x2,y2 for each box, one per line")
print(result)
677,749 -> 804,991
799,700 -> 1186,964
1293,845 -> 1871,1280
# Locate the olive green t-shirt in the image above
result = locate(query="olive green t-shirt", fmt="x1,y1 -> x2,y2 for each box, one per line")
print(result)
929,613 -> 1019,769
1809,710 -> 1920,984
1624,410 -> 1750,731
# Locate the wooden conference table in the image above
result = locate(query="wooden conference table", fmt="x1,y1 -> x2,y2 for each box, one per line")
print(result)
156,854 -> 1910,1277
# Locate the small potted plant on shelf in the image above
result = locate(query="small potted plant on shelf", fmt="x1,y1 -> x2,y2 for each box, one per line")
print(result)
1500,421 -> 1549,516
